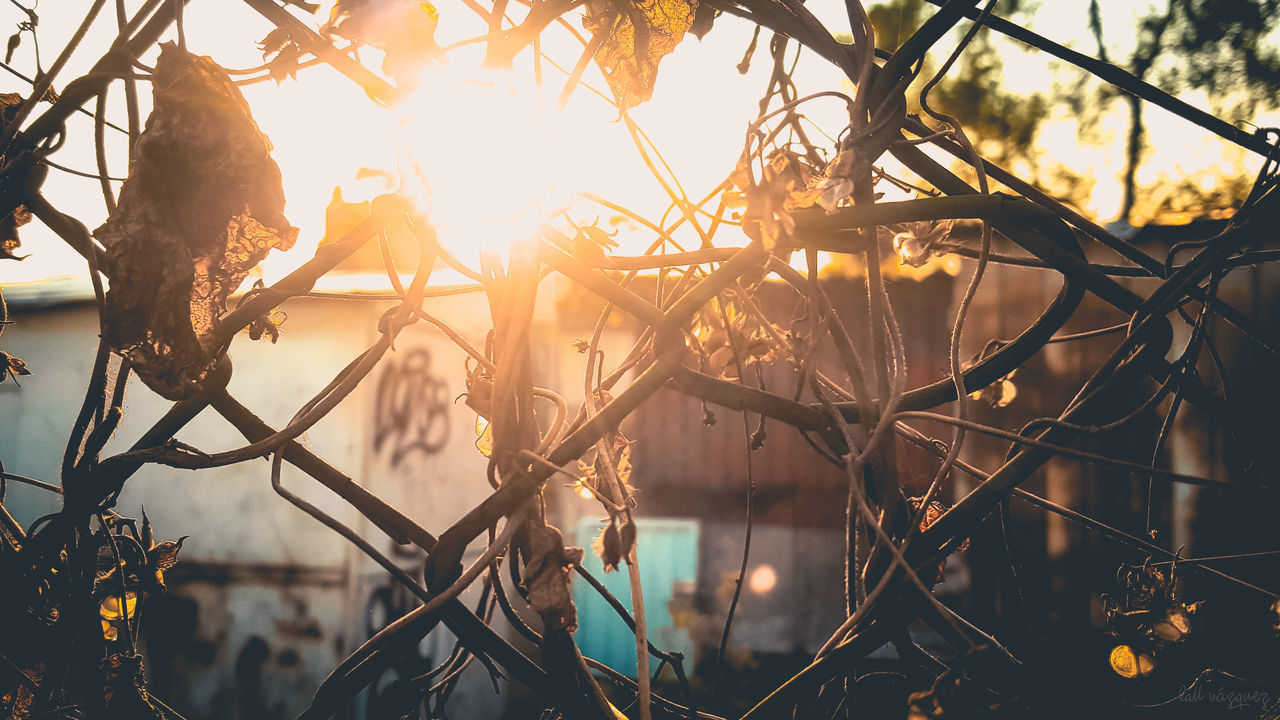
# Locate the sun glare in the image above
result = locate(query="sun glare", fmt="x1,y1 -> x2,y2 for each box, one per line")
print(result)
392,66 -> 584,265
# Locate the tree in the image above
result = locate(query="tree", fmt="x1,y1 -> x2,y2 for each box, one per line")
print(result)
1,1 -> 1279,719
867,0 -> 1048,167
1086,0 -> 1280,225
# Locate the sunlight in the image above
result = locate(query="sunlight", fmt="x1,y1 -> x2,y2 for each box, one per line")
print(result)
240,2 -> 780,279
393,65 -> 584,265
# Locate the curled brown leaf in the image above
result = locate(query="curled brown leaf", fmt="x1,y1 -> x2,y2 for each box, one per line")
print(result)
525,523 -> 585,633
96,44 -> 297,400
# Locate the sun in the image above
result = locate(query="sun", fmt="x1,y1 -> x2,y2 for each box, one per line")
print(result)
236,0 -> 773,285
392,64 -> 586,266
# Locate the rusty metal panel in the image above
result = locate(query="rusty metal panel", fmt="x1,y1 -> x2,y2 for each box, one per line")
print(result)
627,274 -> 956,525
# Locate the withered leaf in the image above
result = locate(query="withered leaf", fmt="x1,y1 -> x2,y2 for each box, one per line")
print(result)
246,309 -> 286,343
0,351 -> 31,383
524,523 -> 584,633
0,91 -> 22,128
258,26 -> 292,56
0,662 -> 41,720
595,519 -> 622,572
729,149 -> 814,251
908,497 -> 968,586
585,0 -> 698,110
145,521 -> 188,594
96,44 -> 297,400
258,27 -> 305,85
689,2 -> 716,39
464,363 -> 495,418
570,223 -> 619,265
0,203 -> 31,261
268,43 -> 303,84
0,94 -> 32,262
323,0 -> 440,85
148,537 -> 187,573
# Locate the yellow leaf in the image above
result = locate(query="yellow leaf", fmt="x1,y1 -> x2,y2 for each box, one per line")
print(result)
475,416 -> 493,458
99,591 -> 138,621
1109,644 -> 1139,679
585,0 -> 698,109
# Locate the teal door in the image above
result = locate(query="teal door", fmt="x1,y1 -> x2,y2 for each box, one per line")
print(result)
573,517 -> 699,678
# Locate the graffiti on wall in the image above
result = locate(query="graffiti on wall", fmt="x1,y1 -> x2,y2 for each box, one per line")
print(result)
373,348 -> 451,467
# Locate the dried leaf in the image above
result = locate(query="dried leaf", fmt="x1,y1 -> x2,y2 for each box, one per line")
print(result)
474,416 -> 494,457
909,497 -> 969,585
585,0 -> 698,109
970,371 -> 1017,409
730,149 -> 813,251
0,94 -> 32,262
595,519 -> 623,572
96,44 -> 297,400
524,523 -> 584,632
0,662 -> 41,720
570,223 -> 619,264
787,148 -> 855,213
0,350 -> 30,383
0,204 -> 31,261
465,364 -> 494,418
148,537 -> 187,573
689,2 -> 716,39
246,308 -> 287,342
259,28 -> 304,85
323,0 -> 440,85
257,26 -> 293,56
892,218 -> 953,268
143,531 -> 187,594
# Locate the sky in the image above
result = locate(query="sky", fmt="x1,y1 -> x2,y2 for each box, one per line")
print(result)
0,0 -> 1274,285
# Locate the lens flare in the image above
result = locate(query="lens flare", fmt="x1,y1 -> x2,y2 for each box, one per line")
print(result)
391,66 -> 587,265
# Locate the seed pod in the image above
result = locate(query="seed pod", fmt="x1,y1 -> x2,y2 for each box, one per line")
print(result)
596,520 -> 622,573
619,519 -> 636,565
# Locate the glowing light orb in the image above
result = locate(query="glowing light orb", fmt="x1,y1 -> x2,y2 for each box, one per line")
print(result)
748,564 -> 778,595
